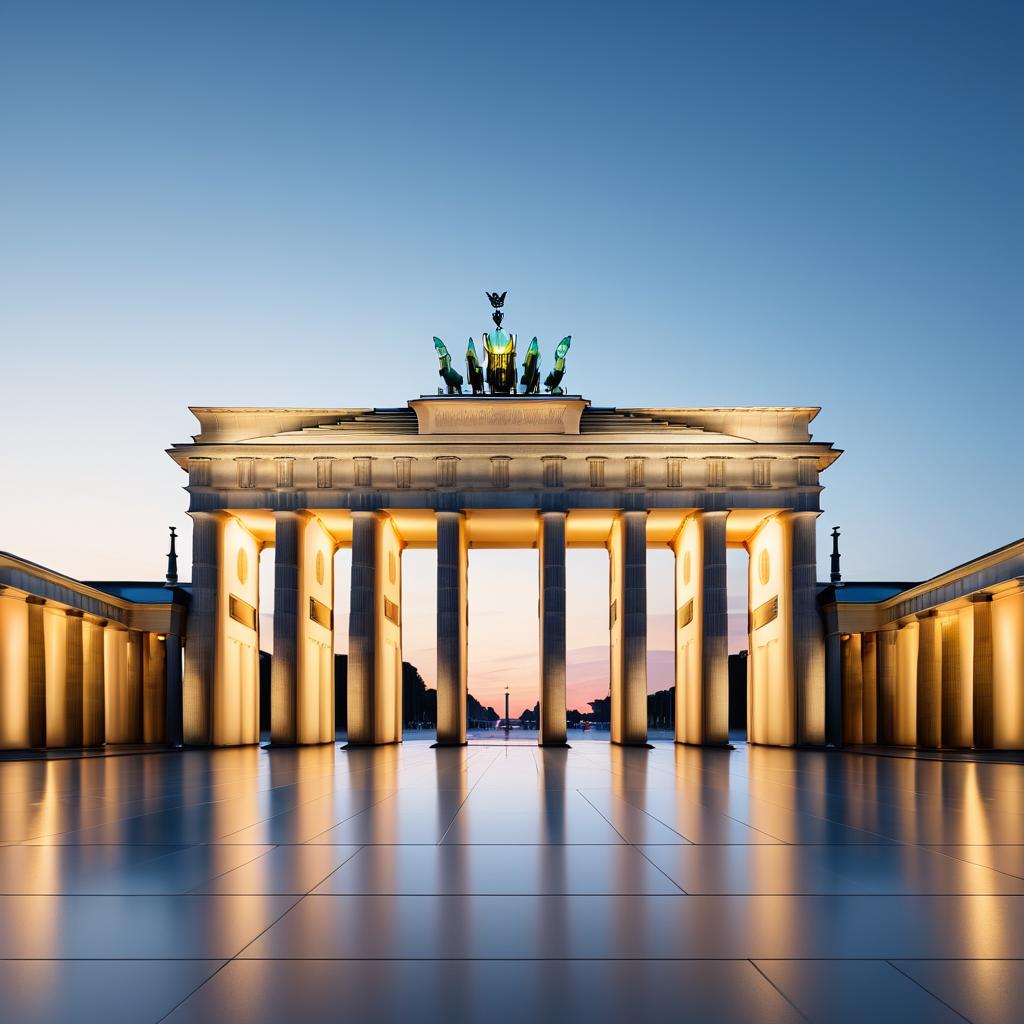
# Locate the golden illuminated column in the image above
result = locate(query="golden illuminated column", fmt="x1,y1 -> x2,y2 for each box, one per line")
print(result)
941,613 -> 969,748
82,619 -> 106,746
609,510 -> 648,746
142,633 -> 166,744
916,611 -> 942,748
971,595 -> 994,749
746,514 -> 795,746
272,512 -> 336,746
64,611 -> 84,748
538,511 -> 567,746
125,630 -> 144,743
788,511 -> 825,745
27,597 -> 46,748
435,510 -> 468,746
876,628 -> 898,745
104,627 -> 128,742
861,631 -> 878,745
0,593 -> 30,749
672,511 -> 729,746
840,632 -> 863,744
347,511 -> 404,746
164,633 -> 183,747
42,605 -> 67,747
183,510 -> 261,747
991,582 -> 1024,749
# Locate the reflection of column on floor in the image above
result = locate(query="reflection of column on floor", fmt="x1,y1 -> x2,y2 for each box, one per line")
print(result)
436,511 -> 467,746
539,511 -> 567,747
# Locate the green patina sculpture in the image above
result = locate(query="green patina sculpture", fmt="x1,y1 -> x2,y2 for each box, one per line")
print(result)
433,337 -> 464,395
466,338 -> 484,394
432,293 -> 572,396
483,326 -> 517,394
520,337 -> 540,394
543,335 -> 571,394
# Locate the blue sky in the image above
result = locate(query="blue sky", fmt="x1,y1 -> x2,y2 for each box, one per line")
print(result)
1,2 -> 1021,706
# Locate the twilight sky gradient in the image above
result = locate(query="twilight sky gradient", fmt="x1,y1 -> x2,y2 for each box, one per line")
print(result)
1,2 -> 1021,713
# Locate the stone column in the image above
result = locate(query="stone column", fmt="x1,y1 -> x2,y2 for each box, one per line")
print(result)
436,511 -> 468,746
0,594 -> 30,750
271,511 -> 302,746
824,628 -> 843,746
841,632 -> 863,744
876,629 -> 897,746
971,596 -> 994,749
941,613 -> 968,748
348,511 -> 382,746
126,630 -> 144,744
539,511 -> 567,747
165,633 -> 183,747
64,611 -> 84,748
26,597 -> 46,748
142,633 -> 166,744
274,511 -> 336,746
861,631 -> 878,745
609,511 -> 648,746
82,619 -> 105,747
916,611 -> 942,748
183,510 -> 220,746
789,511 -> 825,745
700,511 -> 729,745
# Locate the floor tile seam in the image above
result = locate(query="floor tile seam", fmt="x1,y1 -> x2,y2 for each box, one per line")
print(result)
923,845 -> 1024,883
747,959 -> 810,1021
302,845 -> 373,896
436,750 -> 503,846
573,789 -> 639,846
577,789 -> 695,845
150,959 -> 234,1024
884,959 -> 974,1022
181,843 -> 311,894
295,789 -> 403,845
607,788 -> 790,845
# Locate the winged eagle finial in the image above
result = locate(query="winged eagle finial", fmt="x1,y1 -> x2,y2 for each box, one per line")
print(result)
485,291 -> 507,309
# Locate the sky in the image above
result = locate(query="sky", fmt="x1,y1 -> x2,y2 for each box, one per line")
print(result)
1,2 -> 1021,713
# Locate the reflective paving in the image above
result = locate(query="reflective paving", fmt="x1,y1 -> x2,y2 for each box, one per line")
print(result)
1,739 -> 1023,1022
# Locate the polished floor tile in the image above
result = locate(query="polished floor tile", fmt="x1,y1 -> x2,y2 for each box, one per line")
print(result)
754,959 -> 965,1023
895,959 -> 1024,1024
313,844 -> 680,894
2,738 -> 1023,1020
162,959 -> 802,1024
0,960 -> 224,1024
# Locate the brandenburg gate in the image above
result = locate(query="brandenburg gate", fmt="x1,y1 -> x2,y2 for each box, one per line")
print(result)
169,400 -> 840,750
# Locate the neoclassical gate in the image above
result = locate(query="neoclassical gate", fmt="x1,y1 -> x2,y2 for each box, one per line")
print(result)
168,397 -> 840,748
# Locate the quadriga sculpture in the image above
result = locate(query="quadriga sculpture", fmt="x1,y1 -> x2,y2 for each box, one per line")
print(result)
520,337 -> 540,394
543,336 -> 571,395
433,337 -> 464,395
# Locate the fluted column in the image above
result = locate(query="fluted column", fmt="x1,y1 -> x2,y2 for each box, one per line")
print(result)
183,510 -> 220,745
861,631 -> 878,745
82,619 -> 105,747
789,511 -> 825,745
142,633 -> 166,744
64,611 -> 84,748
436,511 -> 468,746
271,511 -> 302,745
165,633 -> 183,747
0,594 -> 30,749
348,511 -> 382,746
941,613 -> 968,748
539,511 -> 567,747
916,611 -> 941,748
877,628 -> 897,745
126,630 -> 144,743
610,511 -> 648,746
27,597 -> 46,748
841,632 -> 863,744
971,596 -> 994,749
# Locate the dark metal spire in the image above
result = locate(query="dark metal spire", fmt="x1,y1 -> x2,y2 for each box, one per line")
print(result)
830,526 -> 842,585
164,526 -> 179,587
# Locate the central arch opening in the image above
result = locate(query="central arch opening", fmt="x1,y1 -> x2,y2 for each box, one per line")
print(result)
467,548 -> 539,739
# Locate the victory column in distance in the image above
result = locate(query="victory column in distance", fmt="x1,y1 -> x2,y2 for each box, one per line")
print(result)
433,291 -> 573,397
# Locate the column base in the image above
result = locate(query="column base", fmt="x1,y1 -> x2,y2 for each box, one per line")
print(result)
430,740 -> 468,748
611,740 -> 655,749
538,741 -> 572,749
674,740 -> 735,750
341,740 -> 402,749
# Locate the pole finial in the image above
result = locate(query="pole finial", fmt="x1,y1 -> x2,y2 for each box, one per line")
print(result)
164,525 -> 179,587
830,526 -> 842,585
